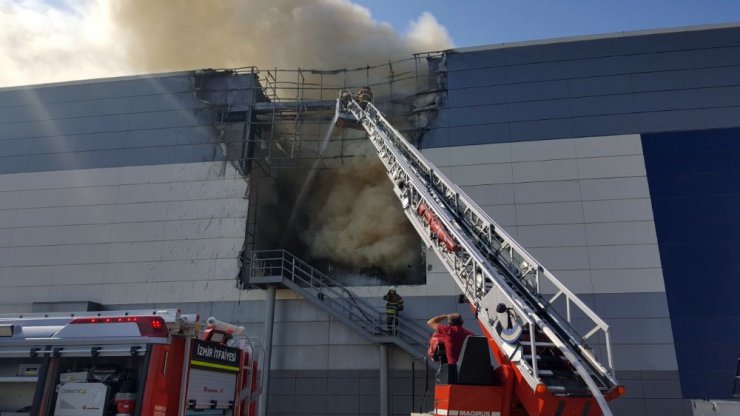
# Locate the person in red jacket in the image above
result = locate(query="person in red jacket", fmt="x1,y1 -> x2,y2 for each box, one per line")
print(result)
427,313 -> 474,365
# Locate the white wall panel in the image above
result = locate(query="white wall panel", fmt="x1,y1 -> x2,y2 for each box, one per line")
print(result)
545,270 -> 593,293
447,163 -> 513,186
583,198 -> 654,222
272,346 -> 330,370
528,246 -> 591,271
577,155 -> 646,179
513,159 -> 579,182
516,201 -> 584,225
514,180 -> 582,204
49,264 -> 108,285
591,269 -> 665,293
461,184 -> 515,205
426,142 -> 511,166
480,204 -> 518,228
588,245 -> 662,270
273,322 -> 330,346
580,177 -> 651,201
328,345 -> 380,369
422,133 -> 663,297
586,221 -> 658,245
574,134 -> 642,157
4,224 -> 110,247
0,161 -> 248,306
511,138 -> 576,162
613,344 -> 678,371
110,222 -> 167,242
0,265 -> 54,287
517,224 -> 587,247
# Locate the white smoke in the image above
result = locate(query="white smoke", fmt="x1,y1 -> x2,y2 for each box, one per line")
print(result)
0,0 -> 453,87
0,0 -> 451,280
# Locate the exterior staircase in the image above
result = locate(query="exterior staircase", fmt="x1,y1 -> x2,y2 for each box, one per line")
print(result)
244,249 -> 432,362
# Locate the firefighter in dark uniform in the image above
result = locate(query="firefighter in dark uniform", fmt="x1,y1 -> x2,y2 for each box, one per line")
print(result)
339,89 -> 352,108
383,286 -> 404,335
356,87 -> 373,109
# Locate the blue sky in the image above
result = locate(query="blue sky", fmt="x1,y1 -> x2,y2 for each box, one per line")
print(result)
352,0 -> 740,48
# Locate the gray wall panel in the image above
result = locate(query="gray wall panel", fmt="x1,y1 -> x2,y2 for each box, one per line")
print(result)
505,61 -> 568,83
447,50 -> 505,71
0,71 -> 257,174
448,103 -> 509,125
503,43 -> 563,65
632,90 -> 703,112
696,86 -> 740,108
623,50 -> 696,73
446,124 -> 510,146
507,99 -> 572,121
636,109 -> 709,132
446,67 -> 507,89
571,114 -> 641,137
427,25 -> 740,148
447,85 -> 509,107
509,118 -> 573,141
564,55 -> 629,78
693,46 -> 740,66
568,74 -> 633,97
630,69 -> 700,92
695,65 -> 740,87
506,79 -> 570,102
702,106 -> 740,128
570,95 -> 635,117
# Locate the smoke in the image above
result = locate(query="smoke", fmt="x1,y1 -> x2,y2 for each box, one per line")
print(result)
0,0 -> 453,87
0,0 -> 125,87
109,0 -> 452,73
1,0 -> 449,282
299,156 -> 419,275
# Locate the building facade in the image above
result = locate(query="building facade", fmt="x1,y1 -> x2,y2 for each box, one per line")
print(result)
421,23 -> 740,415
0,24 -> 739,416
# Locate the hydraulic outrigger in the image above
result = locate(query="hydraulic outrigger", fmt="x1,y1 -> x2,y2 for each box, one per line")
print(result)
335,88 -> 624,416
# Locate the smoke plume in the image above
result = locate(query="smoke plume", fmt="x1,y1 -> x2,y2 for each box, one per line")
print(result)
1,0 -> 451,282
300,156 -> 419,274
0,0 -> 453,87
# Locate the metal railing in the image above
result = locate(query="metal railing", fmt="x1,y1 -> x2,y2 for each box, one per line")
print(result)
247,250 -> 431,360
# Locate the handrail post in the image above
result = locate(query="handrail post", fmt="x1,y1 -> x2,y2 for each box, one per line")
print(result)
530,322 -> 538,377
605,330 -> 614,371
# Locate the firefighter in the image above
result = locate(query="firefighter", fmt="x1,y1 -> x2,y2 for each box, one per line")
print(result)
356,87 -> 373,109
427,313 -> 474,382
339,89 -> 352,109
383,286 -> 404,335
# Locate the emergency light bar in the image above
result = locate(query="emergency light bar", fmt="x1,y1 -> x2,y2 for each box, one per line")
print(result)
70,316 -> 169,338
0,325 -> 12,337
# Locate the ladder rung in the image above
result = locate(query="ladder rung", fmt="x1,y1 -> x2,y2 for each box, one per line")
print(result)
522,341 -> 556,348
523,354 -> 564,361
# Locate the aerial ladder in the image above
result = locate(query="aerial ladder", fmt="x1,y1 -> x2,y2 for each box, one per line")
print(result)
335,88 -> 624,416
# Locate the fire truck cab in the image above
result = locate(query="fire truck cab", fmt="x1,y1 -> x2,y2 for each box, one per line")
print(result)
0,309 -> 262,416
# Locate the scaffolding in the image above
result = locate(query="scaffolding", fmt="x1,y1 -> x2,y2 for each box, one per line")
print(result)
218,54 -> 446,287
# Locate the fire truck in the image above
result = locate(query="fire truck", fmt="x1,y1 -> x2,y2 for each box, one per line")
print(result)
0,309 -> 262,416
335,89 -> 625,416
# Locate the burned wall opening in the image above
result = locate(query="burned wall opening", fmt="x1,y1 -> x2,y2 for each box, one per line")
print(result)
246,59 -> 445,286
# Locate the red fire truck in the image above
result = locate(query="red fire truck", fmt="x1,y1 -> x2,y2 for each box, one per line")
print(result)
0,309 -> 262,416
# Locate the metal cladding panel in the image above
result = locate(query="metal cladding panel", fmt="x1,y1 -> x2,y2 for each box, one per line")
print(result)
0,72 -> 260,173
642,127 -> 740,399
428,25 -> 740,148
0,162 -> 248,306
